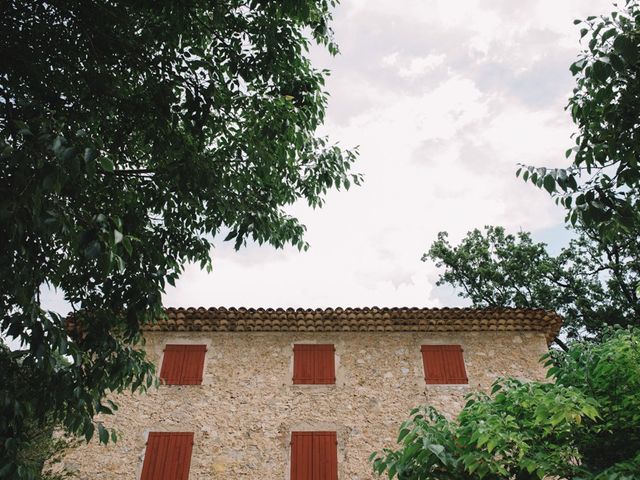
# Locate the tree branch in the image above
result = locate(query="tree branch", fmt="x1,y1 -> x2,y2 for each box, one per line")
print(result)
553,337 -> 569,352
111,169 -> 155,176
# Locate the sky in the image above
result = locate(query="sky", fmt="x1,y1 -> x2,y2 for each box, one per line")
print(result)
43,0 -> 616,315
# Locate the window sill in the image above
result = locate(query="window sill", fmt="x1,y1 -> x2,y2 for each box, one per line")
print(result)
291,383 -> 338,390
424,383 -> 470,388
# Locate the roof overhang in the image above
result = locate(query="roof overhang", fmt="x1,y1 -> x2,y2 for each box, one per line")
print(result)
145,307 -> 562,345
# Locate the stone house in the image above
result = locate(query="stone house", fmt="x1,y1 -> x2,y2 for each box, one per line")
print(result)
63,306 -> 562,479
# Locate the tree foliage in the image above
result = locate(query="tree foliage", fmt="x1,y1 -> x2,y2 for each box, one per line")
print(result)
372,328 -> 640,480
425,226 -> 639,339
0,346 -> 80,479
0,1 -> 358,477
517,0 -> 640,240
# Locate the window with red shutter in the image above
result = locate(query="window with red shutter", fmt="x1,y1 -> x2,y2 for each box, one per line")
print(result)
293,344 -> 336,384
421,345 -> 468,384
140,432 -> 194,480
159,344 -> 207,385
290,431 -> 338,480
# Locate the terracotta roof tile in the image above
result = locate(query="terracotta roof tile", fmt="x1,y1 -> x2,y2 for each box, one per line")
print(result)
142,307 -> 562,344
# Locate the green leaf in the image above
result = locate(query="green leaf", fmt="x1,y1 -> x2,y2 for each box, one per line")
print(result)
477,434 -> 490,447
99,157 -> 114,172
613,35 -> 637,63
84,241 -> 102,259
591,60 -> 610,81
97,423 -> 109,444
602,27 -> 617,42
84,422 -> 95,442
122,236 -> 133,255
84,147 -> 98,163
427,444 -> 446,462
52,135 -> 64,153
543,175 -> 555,194
397,428 -> 410,442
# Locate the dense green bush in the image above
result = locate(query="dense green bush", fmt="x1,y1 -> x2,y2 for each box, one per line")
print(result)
371,328 -> 640,479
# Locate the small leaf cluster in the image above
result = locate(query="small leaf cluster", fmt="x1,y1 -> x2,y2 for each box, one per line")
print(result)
372,328 -> 640,480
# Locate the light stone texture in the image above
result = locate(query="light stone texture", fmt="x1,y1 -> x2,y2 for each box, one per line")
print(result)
62,331 -> 549,479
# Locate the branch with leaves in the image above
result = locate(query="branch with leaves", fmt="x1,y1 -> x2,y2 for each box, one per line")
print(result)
517,1 -> 640,240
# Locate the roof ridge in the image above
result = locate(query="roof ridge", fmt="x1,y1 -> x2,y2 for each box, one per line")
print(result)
164,306 -> 555,312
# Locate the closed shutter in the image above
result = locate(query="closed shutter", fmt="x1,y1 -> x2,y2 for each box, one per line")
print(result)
293,344 -> 335,384
181,345 -> 207,385
313,432 -> 338,480
159,345 -> 207,385
290,432 -> 313,480
293,345 -> 316,384
160,345 -> 186,385
421,345 -> 468,384
441,345 -> 468,384
291,431 -> 338,480
314,345 -> 335,384
140,432 -> 194,480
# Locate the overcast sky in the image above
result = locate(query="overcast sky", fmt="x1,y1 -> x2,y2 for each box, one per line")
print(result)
43,0 -> 616,314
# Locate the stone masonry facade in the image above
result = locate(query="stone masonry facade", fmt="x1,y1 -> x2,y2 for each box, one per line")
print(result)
62,310 -> 554,479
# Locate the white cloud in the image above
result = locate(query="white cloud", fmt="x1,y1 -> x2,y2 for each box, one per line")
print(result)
381,51 -> 399,67
384,54 -> 447,79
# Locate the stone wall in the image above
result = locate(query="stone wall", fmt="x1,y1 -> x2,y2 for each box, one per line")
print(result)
61,330 -> 549,479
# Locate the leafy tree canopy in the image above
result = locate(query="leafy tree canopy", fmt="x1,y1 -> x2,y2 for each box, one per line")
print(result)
425,226 -> 639,340
0,1 -> 358,477
372,328 -> 640,480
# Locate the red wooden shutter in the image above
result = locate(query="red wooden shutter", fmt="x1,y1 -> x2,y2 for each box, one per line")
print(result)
140,432 -> 194,480
315,345 -> 336,384
421,345 -> 468,384
313,432 -> 338,480
160,345 -> 186,385
293,345 -> 315,384
293,344 -> 335,384
441,345 -> 468,384
180,345 -> 207,385
160,345 -> 206,385
290,431 -> 338,480
290,432 -> 313,480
